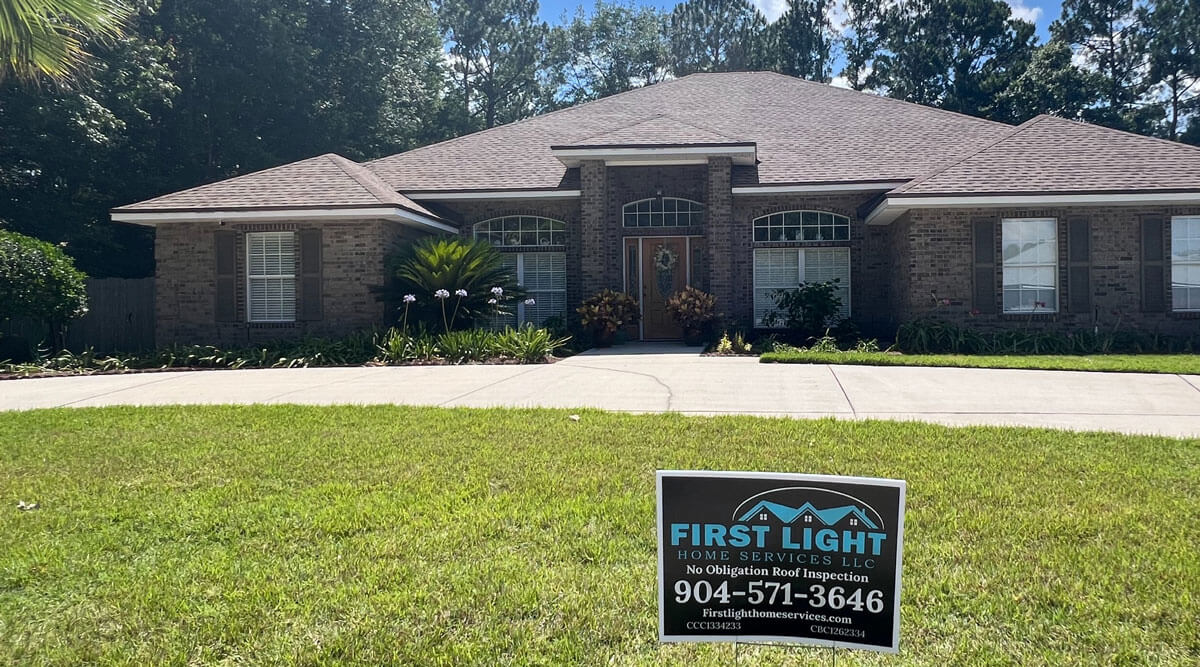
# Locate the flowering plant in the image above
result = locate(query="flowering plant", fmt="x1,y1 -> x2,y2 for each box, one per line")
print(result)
665,286 -> 717,330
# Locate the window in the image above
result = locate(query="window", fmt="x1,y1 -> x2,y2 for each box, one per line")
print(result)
473,216 -> 565,248
622,197 -> 704,227
246,231 -> 296,322
1172,216 -> 1200,311
753,211 -> 850,242
473,217 -> 568,327
491,252 -> 567,327
753,247 -> 850,326
1002,218 -> 1058,313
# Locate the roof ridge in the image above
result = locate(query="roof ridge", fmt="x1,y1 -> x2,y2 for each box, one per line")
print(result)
115,153 -> 341,209
757,70 -> 1014,131
890,116 -> 1043,194
367,76 -> 699,166
327,154 -> 402,205
325,154 -> 391,204
1035,113 -> 1200,155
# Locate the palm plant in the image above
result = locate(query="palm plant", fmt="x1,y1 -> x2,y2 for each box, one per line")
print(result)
386,237 -> 522,331
1,0 -> 130,82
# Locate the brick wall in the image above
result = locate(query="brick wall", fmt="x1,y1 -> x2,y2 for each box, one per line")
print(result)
894,205 -> 1200,334
729,191 -> 887,332
154,219 -> 426,345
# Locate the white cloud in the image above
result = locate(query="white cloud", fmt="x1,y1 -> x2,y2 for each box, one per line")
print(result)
1006,0 -> 1043,24
749,0 -> 789,23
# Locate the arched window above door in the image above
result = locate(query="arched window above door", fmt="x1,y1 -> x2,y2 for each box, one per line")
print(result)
622,197 -> 704,228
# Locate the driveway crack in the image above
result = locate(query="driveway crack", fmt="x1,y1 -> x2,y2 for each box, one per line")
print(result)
827,365 -> 857,418
567,363 -> 675,410
56,372 -> 190,408
1176,374 -> 1200,397
437,365 -> 549,407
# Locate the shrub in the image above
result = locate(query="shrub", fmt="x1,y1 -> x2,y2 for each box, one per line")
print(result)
712,330 -> 753,355
436,329 -> 498,363
494,324 -> 572,363
382,237 -> 521,331
665,286 -> 717,331
0,230 -> 88,337
895,318 -> 1200,355
577,289 -> 640,336
762,280 -> 843,342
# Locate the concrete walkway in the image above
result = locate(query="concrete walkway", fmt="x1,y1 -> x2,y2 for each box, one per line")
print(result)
3,344 -> 1200,437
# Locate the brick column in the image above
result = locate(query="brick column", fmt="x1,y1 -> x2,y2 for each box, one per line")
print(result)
579,159 -> 608,299
706,156 -> 734,317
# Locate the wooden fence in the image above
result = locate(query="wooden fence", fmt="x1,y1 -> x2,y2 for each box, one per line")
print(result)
9,278 -> 156,354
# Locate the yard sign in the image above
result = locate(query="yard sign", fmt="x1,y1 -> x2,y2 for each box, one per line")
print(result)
657,471 -> 906,653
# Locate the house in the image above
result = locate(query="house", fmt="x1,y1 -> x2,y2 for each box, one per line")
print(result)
111,72 -> 1200,344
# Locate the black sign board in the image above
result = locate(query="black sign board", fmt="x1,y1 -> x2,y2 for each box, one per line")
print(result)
657,471 -> 906,652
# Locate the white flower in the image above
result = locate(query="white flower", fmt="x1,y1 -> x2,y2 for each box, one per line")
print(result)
524,298 -> 536,305
455,289 -> 468,297
491,286 -> 504,296
488,298 -> 498,305
434,289 -> 450,299
403,294 -> 416,303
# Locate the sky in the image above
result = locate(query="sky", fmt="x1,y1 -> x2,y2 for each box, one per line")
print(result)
538,1 -> 1064,41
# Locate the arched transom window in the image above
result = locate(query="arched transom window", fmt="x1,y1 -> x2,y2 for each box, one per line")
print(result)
753,210 -> 850,242
622,197 -> 704,228
473,216 -> 566,248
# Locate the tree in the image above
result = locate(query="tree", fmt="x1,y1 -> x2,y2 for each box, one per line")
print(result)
1139,0 -> 1200,140
0,3 -> 176,278
0,229 -> 88,346
438,0 -> 550,130
769,0 -> 834,82
546,1 -> 668,107
839,0 -> 882,90
995,39 -> 1099,123
1052,0 -> 1150,131
0,0 -> 129,81
666,0 -> 769,76
867,0 -> 1037,120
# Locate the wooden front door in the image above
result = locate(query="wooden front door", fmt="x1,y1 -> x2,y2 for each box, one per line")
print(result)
626,236 -> 691,340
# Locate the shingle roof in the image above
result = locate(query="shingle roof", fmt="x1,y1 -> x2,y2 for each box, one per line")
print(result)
370,71 -> 1014,191
113,153 -> 438,218
563,114 -> 748,147
891,115 -> 1200,197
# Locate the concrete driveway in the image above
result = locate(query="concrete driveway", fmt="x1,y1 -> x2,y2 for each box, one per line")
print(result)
3,344 -> 1200,438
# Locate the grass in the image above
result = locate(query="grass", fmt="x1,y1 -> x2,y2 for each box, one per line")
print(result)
1,406 -> 1198,665
760,350 -> 1200,374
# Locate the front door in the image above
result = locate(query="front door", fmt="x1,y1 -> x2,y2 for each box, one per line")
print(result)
625,236 -> 696,340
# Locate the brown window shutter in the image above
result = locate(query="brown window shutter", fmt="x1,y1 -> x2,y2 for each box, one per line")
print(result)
1141,215 -> 1166,312
1067,216 -> 1091,314
214,230 -> 238,322
972,217 -> 997,314
297,229 -> 323,321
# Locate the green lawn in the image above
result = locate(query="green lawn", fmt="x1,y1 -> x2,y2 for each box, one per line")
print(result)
2,407 -> 1198,665
760,350 -> 1200,374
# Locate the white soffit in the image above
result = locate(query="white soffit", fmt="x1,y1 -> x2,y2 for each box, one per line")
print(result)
868,191 -> 1200,225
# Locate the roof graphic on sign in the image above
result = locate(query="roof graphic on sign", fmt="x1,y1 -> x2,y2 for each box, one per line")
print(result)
737,501 -> 879,529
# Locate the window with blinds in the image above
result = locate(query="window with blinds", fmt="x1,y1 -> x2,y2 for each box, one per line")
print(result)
753,247 -> 850,326
246,231 -> 296,322
1001,218 -> 1058,313
491,252 -> 567,328
1172,216 -> 1200,311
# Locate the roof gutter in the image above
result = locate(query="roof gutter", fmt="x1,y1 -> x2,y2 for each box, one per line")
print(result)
110,206 -> 458,233
733,181 -> 910,195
